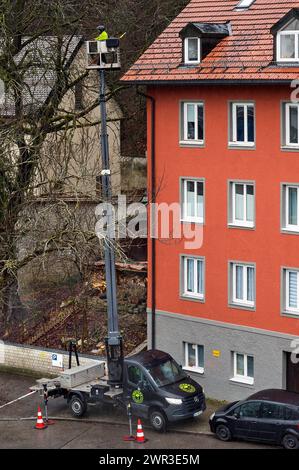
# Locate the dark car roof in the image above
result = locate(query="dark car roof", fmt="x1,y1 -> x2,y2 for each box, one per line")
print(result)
127,349 -> 172,368
247,389 -> 299,406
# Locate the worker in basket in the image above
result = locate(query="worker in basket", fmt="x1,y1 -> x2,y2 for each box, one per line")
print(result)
95,25 -> 108,41
95,25 -> 108,65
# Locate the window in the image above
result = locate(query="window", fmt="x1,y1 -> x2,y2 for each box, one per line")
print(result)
182,256 -> 204,300
184,342 -> 204,373
282,103 -> 299,148
128,365 -> 144,385
282,268 -> 299,315
230,263 -> 255,308
260,403 -> 284,420
181,179 -> 204,223
229,182 -> 255,228
180,102 -> 204,144
184,37 -> 200,64
277,19 -> 299,63
235,0 -> 256,10
229,102 -> 255,147
285,407 -> 299,421
236,401 -> 260,418
232,352 -> 254,385
282,184 -> 299,232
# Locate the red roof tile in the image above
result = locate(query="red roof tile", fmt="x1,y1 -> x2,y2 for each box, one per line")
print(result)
122,0 -> 299,83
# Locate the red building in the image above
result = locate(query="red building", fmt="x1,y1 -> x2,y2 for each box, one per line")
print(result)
122,0 -> 299,400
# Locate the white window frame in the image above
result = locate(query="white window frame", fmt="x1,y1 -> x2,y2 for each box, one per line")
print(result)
285,269 -> 299,315
231,263 -> 255,308
181,102 -> 204,145
182,256 -> 204,300
277,30 -> 299,63
184,37 -> 200,64
231,352 -> 254,385
230,102 -> 255,147
181,178 -> 204,223
284,185 -> 299,232
183,342 -> 204,374
285,103 -> 299,147
230,182 -> 255,228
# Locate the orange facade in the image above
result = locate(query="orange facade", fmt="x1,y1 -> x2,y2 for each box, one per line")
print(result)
147,84 -> 299,337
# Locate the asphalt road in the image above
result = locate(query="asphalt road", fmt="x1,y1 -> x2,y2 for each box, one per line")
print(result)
0,371 -> 277,449
0,419 -> 274,449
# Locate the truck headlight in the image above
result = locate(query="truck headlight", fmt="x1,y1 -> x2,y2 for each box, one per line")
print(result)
165,397 -> 183,405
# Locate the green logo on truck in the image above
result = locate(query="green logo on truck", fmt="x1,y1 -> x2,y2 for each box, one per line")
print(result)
179,383 -> 196,394
132,390 -> 144,404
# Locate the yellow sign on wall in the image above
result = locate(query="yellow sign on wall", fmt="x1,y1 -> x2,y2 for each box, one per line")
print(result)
39,352 -> 48,359
213,350 -> 221,358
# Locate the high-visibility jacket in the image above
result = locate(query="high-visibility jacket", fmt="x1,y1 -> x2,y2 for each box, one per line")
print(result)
95,31 -> 108,41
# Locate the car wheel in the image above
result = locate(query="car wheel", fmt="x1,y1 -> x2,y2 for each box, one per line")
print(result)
282,434 -> 299,450
149,409 -> 167,432
216,424 -> 232,442
69,395 -> 87,418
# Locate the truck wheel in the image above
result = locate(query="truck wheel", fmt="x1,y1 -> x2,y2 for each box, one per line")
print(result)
69,395 -> 87,418
282,434 -> 299,450
149,409 -> 167,433
216,424 -> 232,442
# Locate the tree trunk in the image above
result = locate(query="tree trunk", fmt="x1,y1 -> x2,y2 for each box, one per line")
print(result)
0,271 -> 28,335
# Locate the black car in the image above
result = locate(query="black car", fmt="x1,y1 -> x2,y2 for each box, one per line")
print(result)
209,389 -> 299,449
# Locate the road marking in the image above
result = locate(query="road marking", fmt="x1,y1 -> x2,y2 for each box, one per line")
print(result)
0,391 -> 36,409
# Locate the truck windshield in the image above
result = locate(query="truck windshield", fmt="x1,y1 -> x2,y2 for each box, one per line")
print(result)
146,359 -> 187,387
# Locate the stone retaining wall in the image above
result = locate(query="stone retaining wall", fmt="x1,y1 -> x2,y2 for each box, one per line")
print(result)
0,341 -> 103,377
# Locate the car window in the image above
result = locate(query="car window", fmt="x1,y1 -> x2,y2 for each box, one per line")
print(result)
260,402 -> 284,420
128,365 -> 143,385
285,406 -> 299,421
239,402 -> 261,418
285,406 -> 295,421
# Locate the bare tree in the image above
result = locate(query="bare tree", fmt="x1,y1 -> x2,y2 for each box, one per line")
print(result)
0,0 -> 189,332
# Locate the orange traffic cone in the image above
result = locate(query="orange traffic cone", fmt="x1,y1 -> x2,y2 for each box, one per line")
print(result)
34,406 -> 47,430
135,419 -> 146,443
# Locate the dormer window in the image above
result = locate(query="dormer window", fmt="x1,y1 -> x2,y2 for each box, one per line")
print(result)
271,9 -> 299,64
180,22 -> 230,66
277,19 -> 299,62
184,37 -> 200,64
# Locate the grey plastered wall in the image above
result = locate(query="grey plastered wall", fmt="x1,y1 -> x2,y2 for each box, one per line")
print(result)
147,309 -> 297,402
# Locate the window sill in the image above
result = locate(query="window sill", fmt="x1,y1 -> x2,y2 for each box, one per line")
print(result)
183,366 -> 204,375
276,60 -> 299,66
228,223 -> 255,230
184,61 -> 201,66
181,219 -> 204,225
281,227 -> 299,235
179,140 -> 205,148
281,310 -> 299,319
281,145 -> 299,152
180,294 -> 205,304
230,377 -> 254,386
228,142 -> 255,150
229,302 -> 255,312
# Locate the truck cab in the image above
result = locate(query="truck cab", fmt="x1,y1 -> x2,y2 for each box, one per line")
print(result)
123,349 -> 206,432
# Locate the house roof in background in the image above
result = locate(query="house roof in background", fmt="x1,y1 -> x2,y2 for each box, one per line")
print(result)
1,35 -> 83,116
122,0 -> 299,84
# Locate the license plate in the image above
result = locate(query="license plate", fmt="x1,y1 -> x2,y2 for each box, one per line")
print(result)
194,410 -> 203,417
